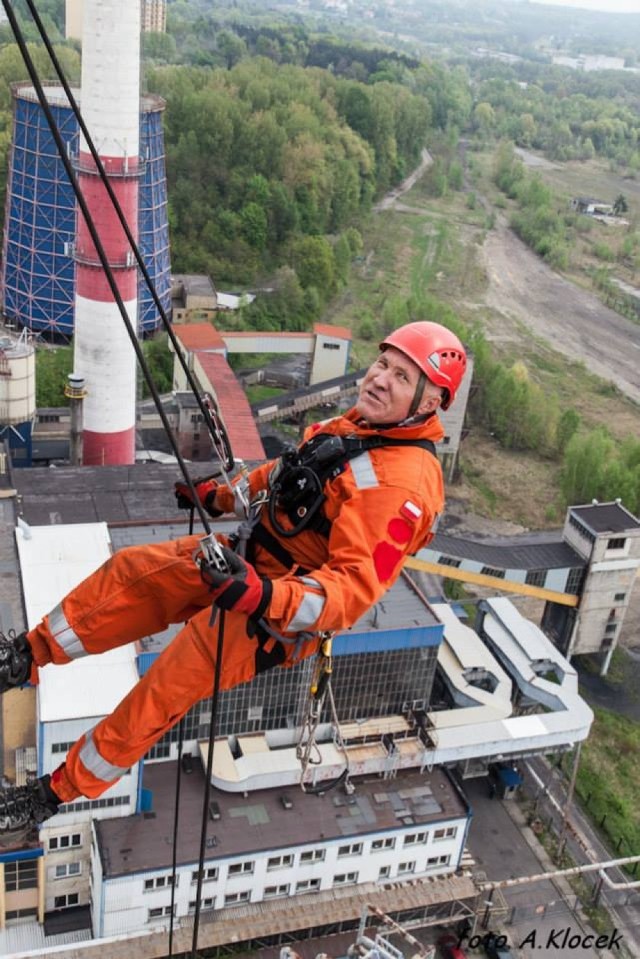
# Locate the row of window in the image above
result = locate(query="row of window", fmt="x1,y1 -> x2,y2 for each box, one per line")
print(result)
59,794 -> 129,814
147,855 -> 452,921
142,828 -> 459,893
49,832 -> 82,851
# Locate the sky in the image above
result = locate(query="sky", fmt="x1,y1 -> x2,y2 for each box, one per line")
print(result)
531,0 -> 640,11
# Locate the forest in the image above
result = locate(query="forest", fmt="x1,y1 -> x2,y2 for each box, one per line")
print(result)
2,0 -> 640,513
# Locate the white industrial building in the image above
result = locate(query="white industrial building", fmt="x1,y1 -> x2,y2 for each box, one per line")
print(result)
0,459 -> 598,954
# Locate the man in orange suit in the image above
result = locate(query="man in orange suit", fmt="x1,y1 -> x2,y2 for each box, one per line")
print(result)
0,322 -> 466,835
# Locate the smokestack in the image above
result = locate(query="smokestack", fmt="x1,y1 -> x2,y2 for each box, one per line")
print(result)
64,373 -> 86,466
74,0 -> 141,465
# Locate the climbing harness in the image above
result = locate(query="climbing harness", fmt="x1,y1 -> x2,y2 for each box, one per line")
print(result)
268,431 -> 436,539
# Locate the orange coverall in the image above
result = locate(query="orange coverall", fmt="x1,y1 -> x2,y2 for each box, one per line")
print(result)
26,408 -> 445,802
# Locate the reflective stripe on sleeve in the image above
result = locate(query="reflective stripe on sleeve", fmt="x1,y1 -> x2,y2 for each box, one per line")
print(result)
79,729 -> 129,783
349,452 -> 378,489
48,603 -> 88,659
289,578 -> 326,632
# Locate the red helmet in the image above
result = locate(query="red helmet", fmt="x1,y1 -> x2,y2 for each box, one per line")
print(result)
380,321 -> 467,410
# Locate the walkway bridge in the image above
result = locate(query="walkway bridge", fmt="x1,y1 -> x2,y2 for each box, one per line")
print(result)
407,530 -> 584,607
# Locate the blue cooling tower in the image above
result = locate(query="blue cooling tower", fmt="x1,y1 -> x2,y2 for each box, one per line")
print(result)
1,84 -> 171,335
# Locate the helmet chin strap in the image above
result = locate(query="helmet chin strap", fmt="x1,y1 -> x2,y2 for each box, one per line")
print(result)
407,372 -> 427,419
357,410 -> 433,431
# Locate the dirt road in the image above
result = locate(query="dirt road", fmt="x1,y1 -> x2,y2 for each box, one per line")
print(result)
373,148 -> 432,212
482,221 -> 640,405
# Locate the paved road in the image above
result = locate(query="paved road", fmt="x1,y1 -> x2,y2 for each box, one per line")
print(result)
464,778 -> 614,958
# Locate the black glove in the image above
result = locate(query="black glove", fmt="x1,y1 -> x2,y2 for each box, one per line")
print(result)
174,477 -> 222,516
201,546 -> 272,619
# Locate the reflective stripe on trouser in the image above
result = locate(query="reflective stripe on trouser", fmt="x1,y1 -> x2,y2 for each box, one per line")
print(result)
27,535 -> 212,671
53,606 -> 319,802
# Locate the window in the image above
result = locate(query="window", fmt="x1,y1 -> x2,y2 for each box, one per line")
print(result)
378,865 -> 391,880
191,867 -> 218,884
49,833 -> 81,851
228,861 -> 254,876
404,831 -> 428,846
427,854 -> 450,867
322,342 -> 340,350
144,875 -> 176,891
614,592 -> 627,602
189,897 -> 215,913
264,883 -> 290,898
267,854 -> 293,871
605,623 -> 617,635
333,871 -> 358,885
52,741 -> 76,754
433,826 -> 457,842
337,842 -> 363,858
371,837 -> 395,852
607,537 -> 626,551
438,556 -> 461,568
191,414 -> 204,423
148,906 -> 174,921
525,569 -> 546,587
397,861 -> 415,875
300,849 -> 325,863
566,568 -> 584,593
480,566 -> 505,579
295,878 -> 321,894
224,890 -> 251,906
53,894 -> 79,909
54,862 -> 81,880
39,414 -> 61,423
6,907 -> 38,920
5,861 -> 37,891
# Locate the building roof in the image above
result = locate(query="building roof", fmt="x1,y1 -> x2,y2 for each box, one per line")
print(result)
196,352 -> 265,462
171,274 -> 216,298
570,502 -> 640,534
95,763 -> 468,878
313,323 -> 352,341
173,322 -> 226,351
15,522 -> 138,722
431,531 -> 585,571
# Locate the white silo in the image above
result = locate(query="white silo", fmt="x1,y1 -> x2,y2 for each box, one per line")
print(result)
0,329 -> 36,467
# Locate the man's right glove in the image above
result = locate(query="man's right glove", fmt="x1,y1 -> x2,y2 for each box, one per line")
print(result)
202,546 -> 272,619
174,477 -> 222,517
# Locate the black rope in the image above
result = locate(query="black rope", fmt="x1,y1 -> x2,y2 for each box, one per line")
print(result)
168,715 -> 184,954
0,0 -> 211,533
0,6 -> 236,955
21,0 -> 234,472
192,607 -> 227,959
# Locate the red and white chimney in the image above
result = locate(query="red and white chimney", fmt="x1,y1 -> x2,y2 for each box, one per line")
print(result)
74,0 -> 140,465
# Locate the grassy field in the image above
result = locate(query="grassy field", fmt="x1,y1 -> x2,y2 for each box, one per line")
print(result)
328,147 -> 640,529
573,706 -> 640,867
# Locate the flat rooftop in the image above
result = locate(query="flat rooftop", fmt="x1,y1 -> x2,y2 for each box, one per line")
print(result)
96,763 -> 468,878
570,501 -> 640,534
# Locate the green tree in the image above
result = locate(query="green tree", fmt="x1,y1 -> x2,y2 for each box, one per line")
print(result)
291,235 -> 335,295
613,193 -> 629,216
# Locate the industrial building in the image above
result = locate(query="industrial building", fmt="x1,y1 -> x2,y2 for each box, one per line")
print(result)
1,84 -> 170,338
0,458 -> 598,954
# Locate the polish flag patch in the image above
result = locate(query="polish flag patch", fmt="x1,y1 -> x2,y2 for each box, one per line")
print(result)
400,500 -> 422,523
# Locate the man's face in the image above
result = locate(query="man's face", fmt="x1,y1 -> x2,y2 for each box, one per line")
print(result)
355,346 -> 441,425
